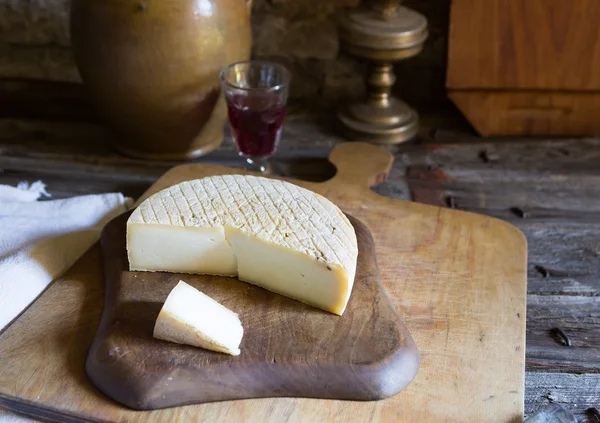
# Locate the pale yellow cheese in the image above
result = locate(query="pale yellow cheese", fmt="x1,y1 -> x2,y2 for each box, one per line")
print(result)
127,175 -> 358,315
153,280 -> 243,355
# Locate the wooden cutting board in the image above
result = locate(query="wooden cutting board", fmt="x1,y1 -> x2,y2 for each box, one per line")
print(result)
87,212 -> 419,409
0,142 -> 528,422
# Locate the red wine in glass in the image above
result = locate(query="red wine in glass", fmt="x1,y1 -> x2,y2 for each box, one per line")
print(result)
220,60 -> 291,173
227,94 -> 285,158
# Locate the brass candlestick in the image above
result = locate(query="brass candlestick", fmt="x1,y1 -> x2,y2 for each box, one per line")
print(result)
338,0 -> 428,144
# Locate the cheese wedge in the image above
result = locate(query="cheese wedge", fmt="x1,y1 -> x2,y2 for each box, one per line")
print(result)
127,175 -> 358,315
153,280 -> 243,355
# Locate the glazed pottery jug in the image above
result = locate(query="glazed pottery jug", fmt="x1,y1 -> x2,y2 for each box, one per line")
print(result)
70,0 -> 252,159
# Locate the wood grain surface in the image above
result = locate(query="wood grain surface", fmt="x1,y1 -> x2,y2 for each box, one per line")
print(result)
447,0 -> 600,90
447,90 -> 600,136
87,212 -> 418,409
0,142 -> 528,422
447,0 -> 600,136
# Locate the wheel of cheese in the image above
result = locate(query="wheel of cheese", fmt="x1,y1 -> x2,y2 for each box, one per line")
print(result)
127,175 -> 358,315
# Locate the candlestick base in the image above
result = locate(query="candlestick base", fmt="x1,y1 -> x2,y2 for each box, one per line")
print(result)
338,97 -> 418,145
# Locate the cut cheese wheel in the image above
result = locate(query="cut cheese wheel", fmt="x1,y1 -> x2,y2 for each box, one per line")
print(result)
127,175 -> 358,315
153,280 -> 243,356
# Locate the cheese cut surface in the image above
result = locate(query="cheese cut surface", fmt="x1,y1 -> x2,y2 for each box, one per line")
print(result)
153,281 -> 243,356
127,175 -> 358,315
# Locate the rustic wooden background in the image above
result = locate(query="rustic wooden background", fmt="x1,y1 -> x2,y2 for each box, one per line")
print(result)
0,0 -> 599,421
0,0 -> 450,112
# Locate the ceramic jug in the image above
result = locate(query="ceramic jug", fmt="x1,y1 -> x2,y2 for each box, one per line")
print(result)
71,0 -> 252,159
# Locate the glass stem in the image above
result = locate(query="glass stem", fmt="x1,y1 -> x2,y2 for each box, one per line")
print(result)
245,156 -> 271,174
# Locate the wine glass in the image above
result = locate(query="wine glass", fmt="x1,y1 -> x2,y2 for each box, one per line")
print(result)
219,61 -> 291,173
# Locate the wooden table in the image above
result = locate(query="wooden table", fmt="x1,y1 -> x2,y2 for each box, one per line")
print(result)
0,91 -> 598,421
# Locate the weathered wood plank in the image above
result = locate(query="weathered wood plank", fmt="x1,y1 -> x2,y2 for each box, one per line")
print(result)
526,341 -> 600,375
527,276 -> 600,297
403,138 -> 600,217
408,167 -> 600,212
526,295 -> 600,374
525,372 -> 600,421
527,404 -> 578,423
523,225 -> 600,279
464,208 -> 600,226
370,164 -> 411,201
524,404 -> 578,423
0,117 -> 341,192
0,170 -> 153,200
0,157 -> 335,200
0,117 -> 341,158
403,138 -> 600,173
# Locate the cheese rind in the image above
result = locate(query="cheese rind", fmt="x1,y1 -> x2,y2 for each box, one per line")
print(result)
153,281 -> 243,356
127,175 -> 358,315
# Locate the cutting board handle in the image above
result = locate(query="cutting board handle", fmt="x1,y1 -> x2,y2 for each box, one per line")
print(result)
326,142 -> 393,188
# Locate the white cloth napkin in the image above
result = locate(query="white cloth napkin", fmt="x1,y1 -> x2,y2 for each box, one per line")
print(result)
0,181 -> 132,422
0,181 -> 133,331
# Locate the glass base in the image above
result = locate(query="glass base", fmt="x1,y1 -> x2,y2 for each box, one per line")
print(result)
244,156 -> 272,174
